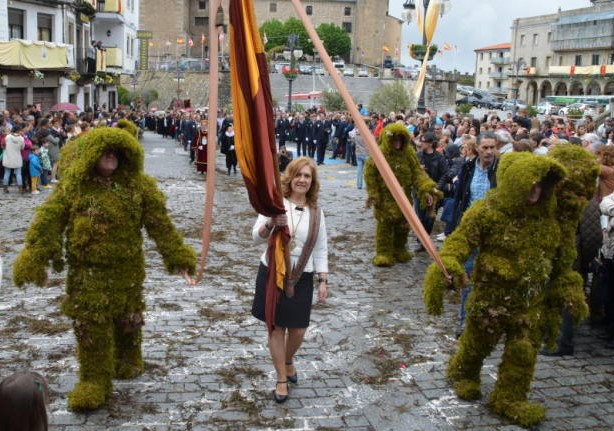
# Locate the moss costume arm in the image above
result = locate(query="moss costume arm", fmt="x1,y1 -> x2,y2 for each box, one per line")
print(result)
13,188 -> 69,287
364,159 -> 384,208
547,270 -> 589,322
423,257 -> 466,315
423,201 -> 486,315
141,176 -> 197,275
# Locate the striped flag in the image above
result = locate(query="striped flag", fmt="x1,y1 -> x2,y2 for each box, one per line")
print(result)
229,0 -> 290,331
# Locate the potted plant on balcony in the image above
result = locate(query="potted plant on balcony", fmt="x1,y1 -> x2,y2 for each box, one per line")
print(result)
29,70 -> 45,80
73,0 -> 96,18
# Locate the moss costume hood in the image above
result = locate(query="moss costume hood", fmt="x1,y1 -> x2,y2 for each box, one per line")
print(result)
13,127 -> 196,411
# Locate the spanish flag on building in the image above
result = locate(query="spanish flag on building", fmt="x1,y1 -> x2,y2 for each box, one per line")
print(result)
229,0 -> 290,331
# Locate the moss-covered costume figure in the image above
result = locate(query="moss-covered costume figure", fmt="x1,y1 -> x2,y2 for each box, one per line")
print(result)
13,127 -> 197,411
423,152 -> 568,427
364,123 -> 441,266
542,144 -> 599,349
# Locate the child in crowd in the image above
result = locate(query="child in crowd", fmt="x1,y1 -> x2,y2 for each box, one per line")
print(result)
28,145 -> 42,194
39,141 -> 52,189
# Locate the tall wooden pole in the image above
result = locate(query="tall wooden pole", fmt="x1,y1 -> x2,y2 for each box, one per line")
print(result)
288,0 -> 449,277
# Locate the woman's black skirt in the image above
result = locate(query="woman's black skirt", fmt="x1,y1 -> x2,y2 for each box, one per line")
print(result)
252,262 -> 315,328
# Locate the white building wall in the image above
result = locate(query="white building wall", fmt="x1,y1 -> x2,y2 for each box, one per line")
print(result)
0,0 -> 8,41
12,1 -> 63,42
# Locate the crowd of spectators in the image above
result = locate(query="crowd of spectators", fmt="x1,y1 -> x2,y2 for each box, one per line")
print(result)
4,101 -> 614,355
0,105 -> 144,194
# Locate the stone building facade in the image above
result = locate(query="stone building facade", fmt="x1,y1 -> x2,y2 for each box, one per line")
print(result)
473,43 -> 511,99
510,0 -> 614,105
140,0 -> 402,67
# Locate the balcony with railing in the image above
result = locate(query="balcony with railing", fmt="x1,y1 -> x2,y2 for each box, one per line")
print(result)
95,0 -> 124,21
105,47 -> 123,68
97,0 -> 122,13
549,64 -> 614,76
491,56 -> 511,65
0,40 -> 73,70
489,71 -> 509,80
489,86 -> 510,95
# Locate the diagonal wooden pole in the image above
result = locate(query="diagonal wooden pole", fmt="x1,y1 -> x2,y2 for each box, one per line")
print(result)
191,0 -> 223,284
288,0 -> 449,277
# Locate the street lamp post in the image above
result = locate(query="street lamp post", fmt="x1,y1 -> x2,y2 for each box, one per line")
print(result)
176,65 -> 184,106
403,0 -> 451,114
131,74 -> 138,108
510,59 -> 526,112
283,33 -> 303,113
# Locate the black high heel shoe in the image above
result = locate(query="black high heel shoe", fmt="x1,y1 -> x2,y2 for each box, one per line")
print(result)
272,381 -> 288,403
286,362 -> 298,384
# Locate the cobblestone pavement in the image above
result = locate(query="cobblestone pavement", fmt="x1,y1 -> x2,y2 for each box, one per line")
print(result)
1,131 -> 614,431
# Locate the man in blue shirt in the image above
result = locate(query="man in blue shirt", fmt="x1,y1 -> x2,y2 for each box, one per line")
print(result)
450,132 -> 498,337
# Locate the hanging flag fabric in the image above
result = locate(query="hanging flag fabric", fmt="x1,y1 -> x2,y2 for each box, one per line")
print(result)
201,32 -> 206,44
424,1 -> 441,45
413,45 -> 432,100
443,42 -> 452,51
263,32 -> 268,44
229,0 -> 290,332
382,45 -> 390,53
176,38 -> 184,45
188,38 -> 194,47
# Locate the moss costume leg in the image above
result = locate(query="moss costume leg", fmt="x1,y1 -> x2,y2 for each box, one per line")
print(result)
447,314 -> 501,400
114,314 -> 144,379
68,320 -> 114,411
373,219 -> 395,267
488,328 -> 545,427
392,224 -> 411,262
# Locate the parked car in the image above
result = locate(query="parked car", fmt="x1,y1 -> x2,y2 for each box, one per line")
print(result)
343,67 -> 355,77
332,57 -> 345,69
501,99 -> 528,112
358,68 -> 369,77
536,101 -> 562,115
455,95 -> 482,107
476,96 -> 502,109
158,60 -> 177,71
179,58 -> 208,72
298,64 -> 313,74
314,66 -> 326,75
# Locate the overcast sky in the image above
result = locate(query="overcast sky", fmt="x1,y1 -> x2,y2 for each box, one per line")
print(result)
388,0 -> 590,73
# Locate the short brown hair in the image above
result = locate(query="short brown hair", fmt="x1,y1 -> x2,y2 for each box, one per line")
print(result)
598,145 -> 614,167
281,156 -> 320,208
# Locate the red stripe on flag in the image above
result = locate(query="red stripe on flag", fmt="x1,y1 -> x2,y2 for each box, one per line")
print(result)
229,0 -> 289,332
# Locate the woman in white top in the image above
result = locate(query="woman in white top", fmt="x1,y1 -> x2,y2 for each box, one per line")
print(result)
251,157 -> 328,404
2,123 -> 25,193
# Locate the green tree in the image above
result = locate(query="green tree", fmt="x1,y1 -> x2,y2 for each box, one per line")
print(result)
117,85 -> 132,106
260,19 -> 284,52
457,74 -> 475,86
322,90 -> 347,112
369,81 -> 412,114
316,23 -> 351,59
140,89 -> 159,109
